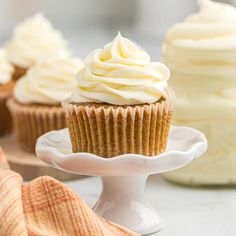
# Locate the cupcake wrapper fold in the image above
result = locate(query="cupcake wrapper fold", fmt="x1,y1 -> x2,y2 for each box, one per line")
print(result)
7,98 -> 66,153
62,89 -> 174,158
0,91 -> 13,136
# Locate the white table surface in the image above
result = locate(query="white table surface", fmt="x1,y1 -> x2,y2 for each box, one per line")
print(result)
64,175 -> 236,236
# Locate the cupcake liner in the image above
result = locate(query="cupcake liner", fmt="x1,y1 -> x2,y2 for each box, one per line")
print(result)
7,98 -> 66,153
0,90 -> 13,136
12,64 -> 28,81
62,89 -> 174,158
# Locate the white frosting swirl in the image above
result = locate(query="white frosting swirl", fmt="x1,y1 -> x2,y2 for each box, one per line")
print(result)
14,58 -> 83,105
70,33 -> 170,105
6,13 -> 70,68
0,48 -> 14,85
165,0 -> 236,49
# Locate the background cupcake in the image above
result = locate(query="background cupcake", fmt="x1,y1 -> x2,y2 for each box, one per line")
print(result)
63,33 -> 174,158
6,13 -> 70,81
8,57 -> 83,153
0,48 -> 14,136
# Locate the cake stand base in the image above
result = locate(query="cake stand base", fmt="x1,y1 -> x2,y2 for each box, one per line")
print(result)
94,175 -> 164,235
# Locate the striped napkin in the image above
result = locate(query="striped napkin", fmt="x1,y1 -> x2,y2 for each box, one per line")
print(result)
0,147 -> 138,236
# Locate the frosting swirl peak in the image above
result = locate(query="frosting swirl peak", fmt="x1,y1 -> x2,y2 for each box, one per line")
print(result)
70,33 -> 170,105
190,0 -> 236,23
6,13 -> 70,68
14,57 -> 83,105
165,0 -> 236,49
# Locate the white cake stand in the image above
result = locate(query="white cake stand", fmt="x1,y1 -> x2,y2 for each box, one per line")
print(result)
36,125 -> 207,235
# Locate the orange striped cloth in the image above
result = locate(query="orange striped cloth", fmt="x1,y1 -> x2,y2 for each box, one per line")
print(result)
0,148 -> 138,236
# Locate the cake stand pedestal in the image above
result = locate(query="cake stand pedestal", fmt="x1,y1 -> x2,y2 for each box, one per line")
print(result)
36,126 -> 207,235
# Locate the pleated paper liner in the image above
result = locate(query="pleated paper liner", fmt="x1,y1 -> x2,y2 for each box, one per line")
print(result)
62,89 -> 174,158
0,81 -> 15,136
7,98 -> 66,153
12,64 -> 28,81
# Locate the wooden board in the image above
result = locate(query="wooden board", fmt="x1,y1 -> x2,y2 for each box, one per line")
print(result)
0,134 -> 82,181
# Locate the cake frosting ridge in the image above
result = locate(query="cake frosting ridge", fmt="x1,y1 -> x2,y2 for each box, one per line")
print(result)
14,57 -> 83,105
163,0 -> 236,83
166,0 -> 236,49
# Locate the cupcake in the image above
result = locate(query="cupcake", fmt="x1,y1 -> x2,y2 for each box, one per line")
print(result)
6,13 -> 70,81
0,48 -> 15,135
7,57 -> 83,153
63,33 -> 174,158
162,0 -> 236,185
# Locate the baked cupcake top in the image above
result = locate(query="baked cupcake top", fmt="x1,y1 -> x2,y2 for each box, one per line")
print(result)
0,48 -> 14,85
6,13 -> 70,68
165,0 -> 236,50
14,57 -> 83,105
70,32 -> 170,105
